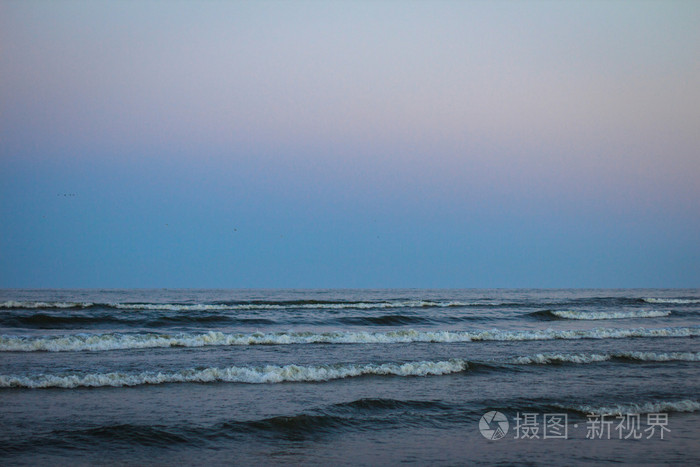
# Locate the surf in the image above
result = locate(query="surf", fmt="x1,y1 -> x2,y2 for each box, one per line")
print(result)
545,310 -> 671,320
0,359 -> 469,388
2,326 -> 699,352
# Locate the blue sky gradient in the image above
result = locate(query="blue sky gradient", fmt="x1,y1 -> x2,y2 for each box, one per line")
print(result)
1,0 -> 699,288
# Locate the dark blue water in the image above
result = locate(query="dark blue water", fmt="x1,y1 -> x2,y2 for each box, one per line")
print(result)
1,289 -> 698,465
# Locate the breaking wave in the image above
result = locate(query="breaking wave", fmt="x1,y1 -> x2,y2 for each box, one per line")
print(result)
643,298 -> 700,304
0,359 -> 468,388
2,326 -> 698,352
548,310 -> 671,320
3,350 -> 697,389
560,400 -> 700,415
507,351 -> 700,365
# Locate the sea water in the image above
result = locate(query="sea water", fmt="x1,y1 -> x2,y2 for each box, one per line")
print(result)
1,289 -> 698,465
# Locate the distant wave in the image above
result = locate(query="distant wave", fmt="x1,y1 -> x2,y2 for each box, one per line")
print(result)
535,310 -> 672,320
2,326 -> 698,352
507,351 -> 700,365
0,312 -> 480,329
643,298 -> 700,304
0,359 -> 468,388
4,297 -> 695,312
0,313 -> 276,328
112,300 -> 472,311
0,299 -> 489,311
334,314 -> 432,325
0,301 -> 95,309
559,400 -> 700,415
7,297 -> 691,312
333,314 -> 488,325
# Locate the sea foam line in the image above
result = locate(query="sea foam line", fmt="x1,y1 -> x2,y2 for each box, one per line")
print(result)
643,298 -> 700,304
0,300 -> 477,311
0,301 -> 95,309
113,300 -> 476,311
0,359 -> 468,389
1,327 -> 699,352
550,310 -> 671,320
559,400 -> 700,415
508,351 -> 700,365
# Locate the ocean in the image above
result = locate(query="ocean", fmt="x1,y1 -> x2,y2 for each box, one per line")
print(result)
1,289 -> 698,465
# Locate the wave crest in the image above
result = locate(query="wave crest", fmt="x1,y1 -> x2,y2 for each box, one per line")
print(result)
561,400 -> 700,415
643,298 -> 700,304
508,351 -> 700,365
549,310 -> 671,320
0,359 -> 468,389
0,300 -> 476,311
2,326 -> 698,352
0,301 -> 94,309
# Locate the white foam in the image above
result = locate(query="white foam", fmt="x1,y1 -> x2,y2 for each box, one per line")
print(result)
0,300 -> 488,311
508,351 -> 700,365
509,353 -> 612,365
619,351 -> 700,362
0,359 -> 468,389
0,301 -> 94,309
643,298 -> 700,304
113,300 -> 474,311
564,400 -> 700,415
2,327 -> 698,352
551,310 -> 671,320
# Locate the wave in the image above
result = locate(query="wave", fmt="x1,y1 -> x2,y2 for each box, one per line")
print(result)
237,413 -> 353,436
3,351 -> 696,389
559,399 -> 700,415
0,313 -> 123,327
331,397 -> 452,411
0,423 -> 196,454
0,398 -> 466,453
4,297 -> 694,313
507,351 -> 700,365
5,398 -> 696,456
0,312 -> 482,329
0,359 -> 468,389
0,299 -> 479,312
71,423 -> 193,445
4,405 -> 425,451
643,298 -> 700,304
334,314 -> 431,325
0,301 -> 95,310
2,326 -> 698,352
0,313 -> 275,328
546,310 -> 671,320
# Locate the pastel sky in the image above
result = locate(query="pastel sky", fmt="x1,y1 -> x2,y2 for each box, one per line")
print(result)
1,0 -> 699,288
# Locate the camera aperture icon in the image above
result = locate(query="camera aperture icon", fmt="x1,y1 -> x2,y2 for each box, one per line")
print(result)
480,411 -> 509,440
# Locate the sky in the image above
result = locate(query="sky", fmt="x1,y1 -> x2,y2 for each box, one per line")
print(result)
1,0 -> 699,288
